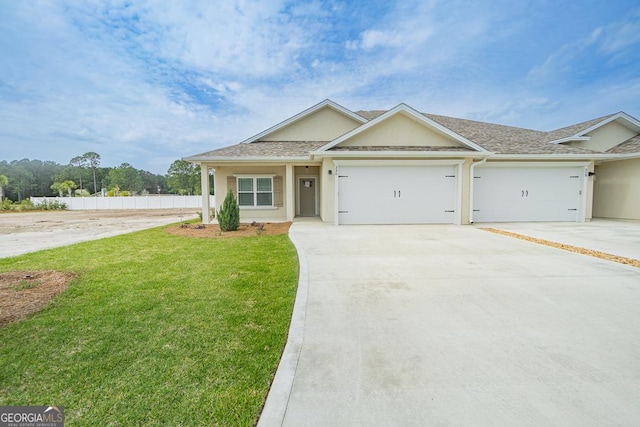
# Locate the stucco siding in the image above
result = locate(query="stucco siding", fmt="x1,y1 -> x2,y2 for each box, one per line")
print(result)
213,165 -> 288,222
593,158 -> 640,220
262,106 -> 362,141
338,113 -> 463,148
320,158 -> 336,223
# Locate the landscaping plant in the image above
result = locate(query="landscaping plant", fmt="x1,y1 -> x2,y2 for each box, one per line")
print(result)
217,189 -> 240,231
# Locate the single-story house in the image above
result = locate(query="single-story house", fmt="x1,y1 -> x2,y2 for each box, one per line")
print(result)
184,100 -> 640,225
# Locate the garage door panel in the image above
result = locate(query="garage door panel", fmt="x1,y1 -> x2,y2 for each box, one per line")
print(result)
473,166 -> 583,222
338,165 -> 457,225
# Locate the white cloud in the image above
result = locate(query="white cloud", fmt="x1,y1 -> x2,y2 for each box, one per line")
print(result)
1,0 -> 638,174
347,29 -> 404,50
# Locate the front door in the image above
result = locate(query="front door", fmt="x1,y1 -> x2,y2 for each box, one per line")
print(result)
299,177 -> 317,216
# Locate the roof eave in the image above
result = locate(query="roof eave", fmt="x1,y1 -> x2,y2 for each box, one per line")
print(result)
184,156 -> 315,163
311,150 -> 492,158
567,112 -> 640,140
548,136 -> 591,144
490,153 -> 624,160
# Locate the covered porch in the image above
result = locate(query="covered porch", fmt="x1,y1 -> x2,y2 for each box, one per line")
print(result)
198,162 -> 322,224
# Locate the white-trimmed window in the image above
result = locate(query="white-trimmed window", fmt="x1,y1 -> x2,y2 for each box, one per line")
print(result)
237,177 -> 273,207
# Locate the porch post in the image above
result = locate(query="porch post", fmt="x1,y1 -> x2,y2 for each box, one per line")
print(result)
286,164 -> 294,221
200,163 -> 211,224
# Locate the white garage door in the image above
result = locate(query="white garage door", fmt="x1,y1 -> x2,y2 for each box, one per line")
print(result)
337,165 -> 457,224
473,166 -> 584,222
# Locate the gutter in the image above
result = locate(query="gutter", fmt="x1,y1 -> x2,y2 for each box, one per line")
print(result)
182,156 -> 315,163
310,151 -> 492,159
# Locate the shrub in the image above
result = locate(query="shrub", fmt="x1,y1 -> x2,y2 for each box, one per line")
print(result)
39,199 -> 67,210
217,190 -> 239,232
17,199 -> 35,211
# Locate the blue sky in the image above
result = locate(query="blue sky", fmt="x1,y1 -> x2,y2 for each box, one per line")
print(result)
1,0 -> 639,174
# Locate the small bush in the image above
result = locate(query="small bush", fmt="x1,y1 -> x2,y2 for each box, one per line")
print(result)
1,199 -> 12,211
217,190 -> 240,232
39,199 -> 67,210
16,199 -> 35,211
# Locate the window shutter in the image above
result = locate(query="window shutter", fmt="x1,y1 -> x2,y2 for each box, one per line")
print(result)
273,176 -> 283,207
227,176 -> 237,197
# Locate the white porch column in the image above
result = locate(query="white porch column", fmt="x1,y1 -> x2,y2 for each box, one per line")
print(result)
285,164 -> 295,221
200,164 -> 211,224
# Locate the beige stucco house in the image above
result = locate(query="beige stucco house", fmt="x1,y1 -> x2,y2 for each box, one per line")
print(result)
185,100 -> 640,225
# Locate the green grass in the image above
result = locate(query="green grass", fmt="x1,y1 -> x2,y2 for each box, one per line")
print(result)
0,226 -> 299,426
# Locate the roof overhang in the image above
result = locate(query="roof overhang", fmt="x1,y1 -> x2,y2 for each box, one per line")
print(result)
311,150 -> 491,159
184,156 -> 315,163
316,103 -> 490,153
489,153 -> 625,161
549,112 -> 640,144
548,136 -> 591,144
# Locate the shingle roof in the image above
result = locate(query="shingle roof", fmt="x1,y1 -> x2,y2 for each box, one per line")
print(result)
353,110 -> 617,154
189,141 -> 327,158
424,114 -> 600,154
188,108 -> 638,160
607,135 -> 640,154
544,114 -> 617,142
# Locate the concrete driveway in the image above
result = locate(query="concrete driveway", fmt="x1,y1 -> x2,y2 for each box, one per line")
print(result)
260,220 -> 640,426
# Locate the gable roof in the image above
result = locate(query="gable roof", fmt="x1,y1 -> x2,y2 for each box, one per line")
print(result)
185,100 -> 640,162
315,103 -> 489,153
547,112 -> 640,144
607,134 -> 640,154
240,99 -> 367,144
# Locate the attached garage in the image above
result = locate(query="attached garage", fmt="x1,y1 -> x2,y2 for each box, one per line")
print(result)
472,164 -> 587,222
336,162 -> 460,225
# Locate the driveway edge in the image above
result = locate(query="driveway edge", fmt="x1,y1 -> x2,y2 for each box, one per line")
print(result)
257,227 -> 309,427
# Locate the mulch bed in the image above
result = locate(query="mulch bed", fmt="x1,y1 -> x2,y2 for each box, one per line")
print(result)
482,228 -> 640,269
164,222 -> 292,239
0,270 -> 76,327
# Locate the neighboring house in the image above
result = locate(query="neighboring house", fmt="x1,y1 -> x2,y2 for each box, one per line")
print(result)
185,100 -> 640,225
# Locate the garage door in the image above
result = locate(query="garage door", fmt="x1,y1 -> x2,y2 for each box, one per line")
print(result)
337,165 -> 457,224
473,166 -> 584,222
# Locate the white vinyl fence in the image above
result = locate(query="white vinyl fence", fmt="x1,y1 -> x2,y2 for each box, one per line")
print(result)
31,195 -> 216,210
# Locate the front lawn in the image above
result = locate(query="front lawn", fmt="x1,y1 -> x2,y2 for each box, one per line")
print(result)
0,226 -> 298,426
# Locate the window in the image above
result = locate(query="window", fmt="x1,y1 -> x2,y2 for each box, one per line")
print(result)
237,177 -> 273,207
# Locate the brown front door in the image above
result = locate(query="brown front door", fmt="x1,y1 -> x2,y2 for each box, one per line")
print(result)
299,178 -> 316,216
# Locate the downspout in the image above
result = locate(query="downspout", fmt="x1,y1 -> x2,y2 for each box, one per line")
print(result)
469,157 -> 488,224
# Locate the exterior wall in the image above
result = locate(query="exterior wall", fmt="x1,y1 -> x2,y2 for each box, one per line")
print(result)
585,161 -> 595,220
320,158 -> 336,223
460,159 -> 472,224
593,158 -> 640,220
339,113 -> 462,147
570,121 -> 637,152
213,164 -> 288,222
262,106 -> 362,141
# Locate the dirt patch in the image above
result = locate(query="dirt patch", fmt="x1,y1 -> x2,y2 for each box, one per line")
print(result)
0,270 -> 76,327
165,222 -> 292,238
482,228 -> 640,269
0,209 -> 199,259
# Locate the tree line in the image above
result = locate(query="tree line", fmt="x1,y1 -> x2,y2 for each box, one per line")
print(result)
0,153 -> 208,202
